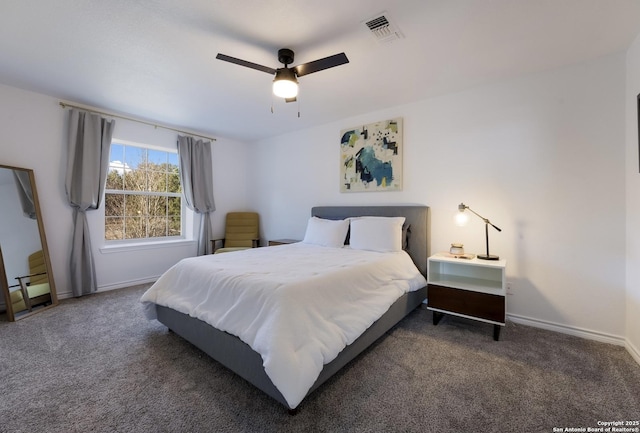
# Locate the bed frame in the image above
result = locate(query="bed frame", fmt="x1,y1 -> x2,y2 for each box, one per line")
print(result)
154,205 -> 430,411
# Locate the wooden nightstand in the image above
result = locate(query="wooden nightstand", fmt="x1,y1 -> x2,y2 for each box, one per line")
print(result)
268,239 -> 300,246
427,254 -> 506,341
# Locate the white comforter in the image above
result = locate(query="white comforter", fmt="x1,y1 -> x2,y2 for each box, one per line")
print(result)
140,243 -> 427,408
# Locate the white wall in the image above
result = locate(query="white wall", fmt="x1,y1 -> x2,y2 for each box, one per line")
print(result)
250,53 -> 627,343
625,35 -> 640,363
0,83 -> 250,299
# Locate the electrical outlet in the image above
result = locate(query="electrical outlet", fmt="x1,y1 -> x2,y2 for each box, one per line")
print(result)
506,281 -> 513,295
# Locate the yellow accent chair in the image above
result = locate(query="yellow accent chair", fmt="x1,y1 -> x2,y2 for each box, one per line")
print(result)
211,212 -> 260,254
12,250 -> 52,314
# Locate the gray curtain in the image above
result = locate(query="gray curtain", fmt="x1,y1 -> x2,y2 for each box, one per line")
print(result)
13,170 -> 36,219
177,135 -> 216,255
65,109 -> 115,297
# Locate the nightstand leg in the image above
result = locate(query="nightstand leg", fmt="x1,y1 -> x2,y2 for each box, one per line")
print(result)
493,325 -> 501,341
433,311 -> 443,326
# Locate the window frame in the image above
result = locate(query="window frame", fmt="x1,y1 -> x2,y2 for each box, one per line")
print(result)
103,139 -> 185,245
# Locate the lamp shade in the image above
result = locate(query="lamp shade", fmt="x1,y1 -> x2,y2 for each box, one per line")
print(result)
273,69 -> 298,99
454,211 -> 469,227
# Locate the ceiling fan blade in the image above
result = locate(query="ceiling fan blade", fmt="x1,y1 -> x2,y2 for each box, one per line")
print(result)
216,53 -> 276,75
293,53 -> 349,77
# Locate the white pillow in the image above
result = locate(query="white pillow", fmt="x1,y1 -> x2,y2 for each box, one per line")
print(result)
302,217 -> 350,248
349,216 -> 406,252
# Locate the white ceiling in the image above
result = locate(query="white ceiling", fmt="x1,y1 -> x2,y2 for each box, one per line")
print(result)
1,0 -> 640,142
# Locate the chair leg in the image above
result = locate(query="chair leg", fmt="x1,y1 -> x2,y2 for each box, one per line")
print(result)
17,279 -> 33,312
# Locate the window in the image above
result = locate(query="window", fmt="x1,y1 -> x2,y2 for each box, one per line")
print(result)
105,142 -> 182,241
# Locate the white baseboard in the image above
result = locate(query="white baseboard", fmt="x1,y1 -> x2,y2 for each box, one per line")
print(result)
56,276 -> 159,300
97,276 -> 159,292
508,313 -> 639,366
507,313 -> 626,347
626,339 -> 640,365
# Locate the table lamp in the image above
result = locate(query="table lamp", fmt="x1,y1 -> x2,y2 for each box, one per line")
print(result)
455,203 -> 502,260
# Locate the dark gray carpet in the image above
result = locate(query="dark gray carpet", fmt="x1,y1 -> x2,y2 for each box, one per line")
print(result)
1,284 -> 638,433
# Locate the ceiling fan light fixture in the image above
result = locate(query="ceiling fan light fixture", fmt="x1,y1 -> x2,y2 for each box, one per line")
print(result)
273,68 -> 298,99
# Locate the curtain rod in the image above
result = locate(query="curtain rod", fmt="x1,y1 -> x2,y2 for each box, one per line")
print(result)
59,101 -> 217,142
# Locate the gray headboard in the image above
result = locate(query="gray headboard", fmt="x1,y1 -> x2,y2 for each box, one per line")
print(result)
311,205 -> 430,276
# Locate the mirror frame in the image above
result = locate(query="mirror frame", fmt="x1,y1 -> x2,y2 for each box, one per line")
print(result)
0,164 -> 58,321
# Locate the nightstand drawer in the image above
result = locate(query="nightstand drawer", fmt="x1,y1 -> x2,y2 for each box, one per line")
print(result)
428,284 -> 505,324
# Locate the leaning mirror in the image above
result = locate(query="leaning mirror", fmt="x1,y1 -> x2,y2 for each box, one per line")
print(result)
0,164 -> 57,321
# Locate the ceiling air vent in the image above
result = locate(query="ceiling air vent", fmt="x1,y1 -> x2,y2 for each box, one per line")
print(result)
363,12 -> 404,44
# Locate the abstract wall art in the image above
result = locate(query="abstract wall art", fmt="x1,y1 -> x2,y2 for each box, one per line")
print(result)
340,117 -> 402,192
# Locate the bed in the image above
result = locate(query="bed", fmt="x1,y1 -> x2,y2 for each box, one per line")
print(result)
141,205 -> 430,411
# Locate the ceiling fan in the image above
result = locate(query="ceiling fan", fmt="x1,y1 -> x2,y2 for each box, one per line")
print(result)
216,48 -> 349,102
